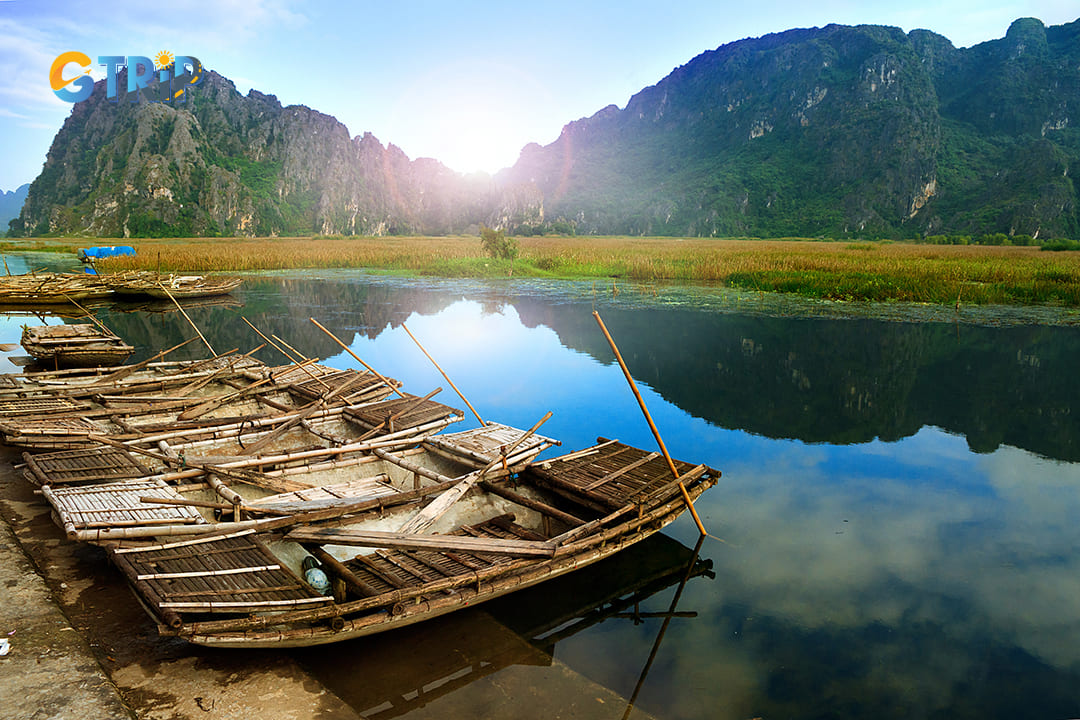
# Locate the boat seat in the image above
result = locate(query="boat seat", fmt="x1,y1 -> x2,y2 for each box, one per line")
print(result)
21,444 -> 152,486
40,477 -> 207,542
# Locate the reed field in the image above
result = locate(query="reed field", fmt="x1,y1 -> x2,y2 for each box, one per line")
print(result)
6,235 -> 1080,306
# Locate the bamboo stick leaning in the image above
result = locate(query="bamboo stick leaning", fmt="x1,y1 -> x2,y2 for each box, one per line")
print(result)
592,310 -> 708,538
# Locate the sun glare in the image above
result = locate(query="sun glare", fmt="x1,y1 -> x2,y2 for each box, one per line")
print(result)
383,59 -> 551,176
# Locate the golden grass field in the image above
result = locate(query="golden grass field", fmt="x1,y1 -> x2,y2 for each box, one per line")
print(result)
6,235 -> 1080,306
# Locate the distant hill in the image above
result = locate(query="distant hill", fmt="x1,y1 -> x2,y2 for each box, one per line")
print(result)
0,183 -> 29,233
498,17 -> 1080,239
10,17 -> 1079,240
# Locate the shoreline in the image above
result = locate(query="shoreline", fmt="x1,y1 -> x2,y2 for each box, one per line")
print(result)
3,236 -> 1080,308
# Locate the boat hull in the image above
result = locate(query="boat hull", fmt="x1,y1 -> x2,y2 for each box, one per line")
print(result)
178,496 -> 698,648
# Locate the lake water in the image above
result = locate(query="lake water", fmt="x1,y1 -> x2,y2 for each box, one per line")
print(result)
3,264 -> 1080,719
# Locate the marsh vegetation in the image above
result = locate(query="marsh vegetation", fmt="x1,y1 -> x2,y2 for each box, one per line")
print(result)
5,235 -> 1080,306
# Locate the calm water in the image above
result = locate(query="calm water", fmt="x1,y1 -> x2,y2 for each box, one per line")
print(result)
3,264 -> 1080,719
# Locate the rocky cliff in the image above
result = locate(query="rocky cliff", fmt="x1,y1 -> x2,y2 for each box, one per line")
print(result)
9,71 -> 540,238
498,18 -> 1079,239
11,17 -> 1079,240
0,184 -> 29,233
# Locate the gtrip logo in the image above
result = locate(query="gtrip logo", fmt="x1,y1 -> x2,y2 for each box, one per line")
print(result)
49,51 -> 94,102
50,52 -> 203,104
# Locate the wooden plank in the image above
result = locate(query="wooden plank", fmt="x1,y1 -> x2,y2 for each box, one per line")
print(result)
286,527 -> 556,558
397,412 -> 552,534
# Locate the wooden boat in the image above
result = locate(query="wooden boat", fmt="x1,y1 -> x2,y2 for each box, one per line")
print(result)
94,434 -> 716,648
34,420 -> 556,541
20,323 -> 134,368
104,271 -> 242,299
0,272 -> 114,305
0,379 -> 429,452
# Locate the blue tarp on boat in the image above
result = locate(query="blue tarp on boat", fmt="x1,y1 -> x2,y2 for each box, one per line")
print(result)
77,246 -> 136,262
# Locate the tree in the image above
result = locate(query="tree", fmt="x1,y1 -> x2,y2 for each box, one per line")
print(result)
479,225 -> 519,261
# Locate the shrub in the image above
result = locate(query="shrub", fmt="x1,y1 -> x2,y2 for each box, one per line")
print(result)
479,225 -> 519,260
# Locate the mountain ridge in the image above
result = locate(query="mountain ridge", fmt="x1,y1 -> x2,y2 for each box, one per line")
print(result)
9,17 -> 1079,240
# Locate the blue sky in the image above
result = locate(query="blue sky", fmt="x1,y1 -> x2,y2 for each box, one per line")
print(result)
0,0 -> 1076,192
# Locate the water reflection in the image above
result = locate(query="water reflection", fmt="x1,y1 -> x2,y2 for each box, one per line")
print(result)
54,272 -> 1080,462
294,533 -> 712,720
3,270 -> 1080,718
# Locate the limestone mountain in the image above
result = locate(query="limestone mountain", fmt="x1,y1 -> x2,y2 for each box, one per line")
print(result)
0,184 -> 29,234
9,71 -> 538,238
10,17 -> 1079,240
499,17 -> 1079,239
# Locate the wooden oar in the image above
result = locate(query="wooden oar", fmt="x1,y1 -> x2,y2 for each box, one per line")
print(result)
592,310 -> 707,537
401,322 -> 485,425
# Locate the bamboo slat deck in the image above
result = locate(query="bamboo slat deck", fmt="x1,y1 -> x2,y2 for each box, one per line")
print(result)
333,513 -> 545,597
109,532 -> 332,624
0,396 -> 90,416
523,441 -> 712,512
291,369 -> 400,404
241,363 -> 400,404
22,445 -> 151,486
0,415 -> 107,448
41,478 -> 207,539
344,394 -> 464,436
423,422 -> 560,469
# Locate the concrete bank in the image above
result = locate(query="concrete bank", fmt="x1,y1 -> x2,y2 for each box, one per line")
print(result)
0,449 -> 365,720
0,508 -> 134,720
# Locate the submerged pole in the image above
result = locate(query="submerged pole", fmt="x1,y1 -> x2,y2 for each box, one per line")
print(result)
592,310 -> 707,537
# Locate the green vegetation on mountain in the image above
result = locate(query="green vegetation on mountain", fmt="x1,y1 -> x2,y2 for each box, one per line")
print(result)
500,18 -> 1079,240
7,17 -> 1078,241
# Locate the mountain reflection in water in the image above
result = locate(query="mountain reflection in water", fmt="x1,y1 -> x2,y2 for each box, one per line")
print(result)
2,270 -> 1079,719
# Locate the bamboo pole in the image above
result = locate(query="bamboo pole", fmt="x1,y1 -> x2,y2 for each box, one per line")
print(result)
238,367 -> 382,456
95,337 -> 200,385
400,322 -> 484,426
86,434 -> 309,494
176,373 -> 280,421
309,317 -> 405,398
620,534 -> 705,720
241,317 -> 330,391
157,281 -> 216,356
139,495 -> 290,517
591,311 -> 707,538
272,335 -> 310,363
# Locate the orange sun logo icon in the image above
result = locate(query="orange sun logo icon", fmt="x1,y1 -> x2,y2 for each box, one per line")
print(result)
154,50 -> 174,70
